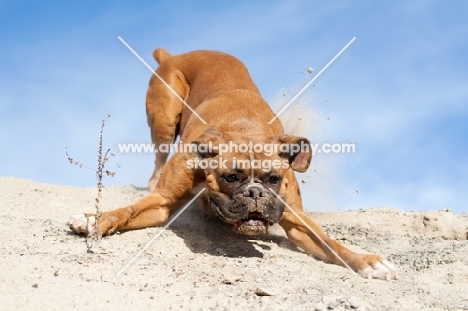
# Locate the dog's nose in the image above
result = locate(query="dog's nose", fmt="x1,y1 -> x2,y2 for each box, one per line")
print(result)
243,185 -> 265,199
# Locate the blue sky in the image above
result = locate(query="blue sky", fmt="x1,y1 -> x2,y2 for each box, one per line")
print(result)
1,1 -> 467,213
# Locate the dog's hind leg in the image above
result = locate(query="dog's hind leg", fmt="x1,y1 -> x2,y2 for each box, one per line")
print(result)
146,49 -> 189,192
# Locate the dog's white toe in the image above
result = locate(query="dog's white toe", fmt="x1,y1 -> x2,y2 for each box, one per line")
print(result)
68,214 -> 96,235
359,260 -> 398,280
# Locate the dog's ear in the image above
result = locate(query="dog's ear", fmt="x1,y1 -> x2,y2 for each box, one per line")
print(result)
191,128 -> 224,158
275,135 -> 312,172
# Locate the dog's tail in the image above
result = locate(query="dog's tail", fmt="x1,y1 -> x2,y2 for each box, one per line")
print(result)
153,48 -> 172,64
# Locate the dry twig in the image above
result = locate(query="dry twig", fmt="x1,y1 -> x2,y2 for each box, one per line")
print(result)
66,114 -> 120,253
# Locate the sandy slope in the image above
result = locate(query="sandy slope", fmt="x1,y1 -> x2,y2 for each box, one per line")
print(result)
1,176 -> 467,310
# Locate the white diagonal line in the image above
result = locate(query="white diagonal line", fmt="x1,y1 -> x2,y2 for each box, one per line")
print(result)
268,188 -> 357,275
268,37 -> 356,124
116,187 -> 206,277
118,36 -> 207,125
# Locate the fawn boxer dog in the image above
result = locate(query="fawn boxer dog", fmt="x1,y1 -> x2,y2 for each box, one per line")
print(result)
69,48 -> 397,280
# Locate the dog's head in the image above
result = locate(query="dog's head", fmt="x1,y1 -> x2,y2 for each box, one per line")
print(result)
190,128 -> 312,235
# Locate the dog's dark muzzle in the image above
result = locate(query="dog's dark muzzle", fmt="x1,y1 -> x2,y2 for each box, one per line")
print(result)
209,184 -> 285,235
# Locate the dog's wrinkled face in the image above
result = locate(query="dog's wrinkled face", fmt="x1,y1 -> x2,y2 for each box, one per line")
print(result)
191,129 -> 312,235
206,153 -> 286,235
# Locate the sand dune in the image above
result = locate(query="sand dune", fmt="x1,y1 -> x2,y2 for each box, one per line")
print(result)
1,176 -> 467,310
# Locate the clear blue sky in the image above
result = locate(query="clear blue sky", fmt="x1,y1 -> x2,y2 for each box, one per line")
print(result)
1,1 -> 467,213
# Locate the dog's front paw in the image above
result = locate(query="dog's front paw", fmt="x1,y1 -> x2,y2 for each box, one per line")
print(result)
355,254 -> 398,280
68,214 -> 96,236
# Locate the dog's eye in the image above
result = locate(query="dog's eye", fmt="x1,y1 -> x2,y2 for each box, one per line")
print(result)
267,176 -> 281,184
222,174 -> 239,183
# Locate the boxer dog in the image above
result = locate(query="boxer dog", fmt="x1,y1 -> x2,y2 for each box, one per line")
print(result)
69,48 -> 397,280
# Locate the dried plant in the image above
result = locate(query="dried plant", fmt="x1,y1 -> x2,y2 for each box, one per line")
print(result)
66,114 -> 120,252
